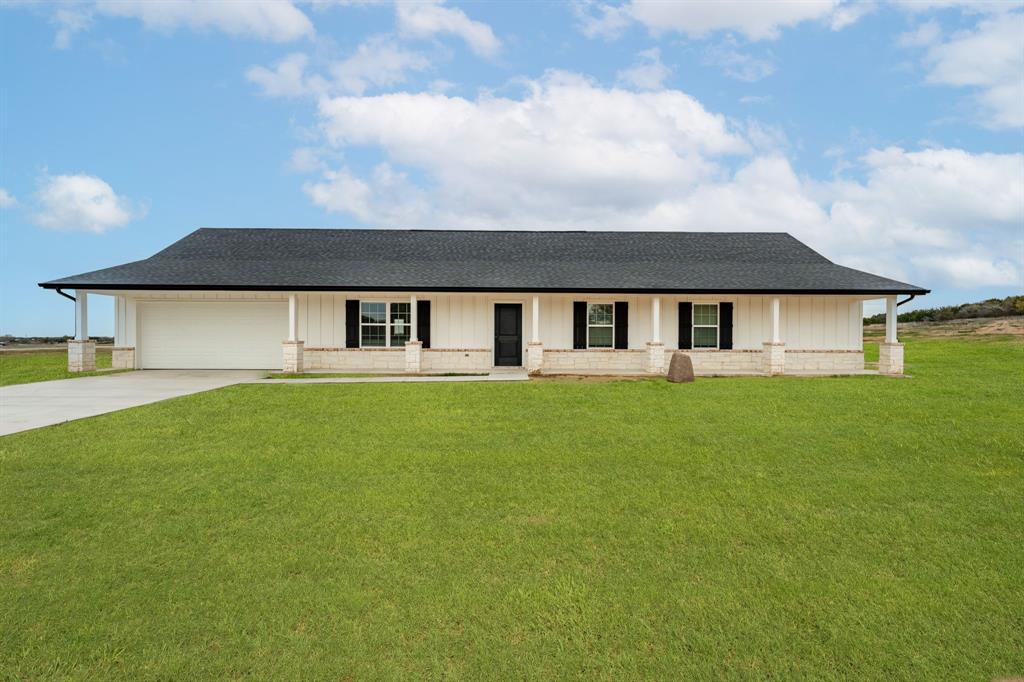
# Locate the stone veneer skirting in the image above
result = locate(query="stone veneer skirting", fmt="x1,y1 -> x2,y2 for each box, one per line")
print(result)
303,347 -> 492,372
421,349 -> 492,372
299,346 -> 865,375
784,350 -> 864,373
675,349 -> 765,375
112,347 -> 136,369
542,349 -> 647,373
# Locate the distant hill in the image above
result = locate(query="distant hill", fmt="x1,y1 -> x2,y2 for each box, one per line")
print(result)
864,295 -> 1023,325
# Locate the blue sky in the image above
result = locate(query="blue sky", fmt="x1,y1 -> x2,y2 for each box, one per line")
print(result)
1,0 -> 1021,336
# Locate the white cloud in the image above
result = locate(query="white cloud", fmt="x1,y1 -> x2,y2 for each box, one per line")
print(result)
246,53 -> 320,98
830,1 -> 876,30
315,71 -> 748,224
247,37 -> 430,98
95,0 -> 314,41
897,19 -> 942,48
578,0 -> 862,42
429,79 -> 457,93
33,173 -> 144,233
330,35 -> 431,95
288,147 -> 327,173
914,12 -> 1024,128
0,188 -> 17,208
575,1 -> 634,39
40,0 -> 314,47
911,254 -> 1021,288
51,7 -> 93,49
297,74 -> 1022,289
703,42 -> 777,81
616,48 -> 671,90
304,163 -> 430,224
892,0 -> 1023,13
396,0 -> 500,57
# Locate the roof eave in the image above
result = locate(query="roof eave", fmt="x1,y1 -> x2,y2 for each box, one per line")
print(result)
37,282 -> 930,295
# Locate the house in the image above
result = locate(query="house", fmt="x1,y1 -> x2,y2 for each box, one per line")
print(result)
40,228 -> 928,376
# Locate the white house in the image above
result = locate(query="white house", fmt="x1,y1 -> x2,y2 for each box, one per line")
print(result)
40,228 -> 927,376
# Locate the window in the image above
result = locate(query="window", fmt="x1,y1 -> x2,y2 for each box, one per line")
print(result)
692,303 -> 718,349
360,301 -> 411,347
390,302 -> 411,346
587,303 -> 614,348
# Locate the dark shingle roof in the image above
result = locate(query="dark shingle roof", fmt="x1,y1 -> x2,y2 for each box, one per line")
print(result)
39,228 -> 928,294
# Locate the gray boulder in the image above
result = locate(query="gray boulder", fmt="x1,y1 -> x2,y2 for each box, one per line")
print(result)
666,351 -> 695,383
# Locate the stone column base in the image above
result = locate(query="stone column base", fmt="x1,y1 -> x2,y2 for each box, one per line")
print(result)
282,341 -> 304,373
646,342 -> 666,373
879,342 -> 904,375
763,342 -> 785,376
112,347 -> 135,369
526,342 -> 544,374
68,339 -> 96,372
405,340 -> 423,373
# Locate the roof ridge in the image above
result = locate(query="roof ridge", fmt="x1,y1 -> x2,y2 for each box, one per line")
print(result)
194,227 -> 796,236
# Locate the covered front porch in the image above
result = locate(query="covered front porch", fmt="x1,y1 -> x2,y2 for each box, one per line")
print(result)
64,289 -> 908,377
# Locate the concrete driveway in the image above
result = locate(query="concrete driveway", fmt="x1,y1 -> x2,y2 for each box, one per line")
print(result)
0,370 -> 261,437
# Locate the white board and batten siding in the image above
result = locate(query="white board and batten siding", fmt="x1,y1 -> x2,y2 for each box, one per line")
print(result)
113,291 -> 865,369
291,293 -> 863,350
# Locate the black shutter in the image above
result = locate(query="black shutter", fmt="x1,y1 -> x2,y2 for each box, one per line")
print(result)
614,301 -> 628,349
345,299 -> 360,348
719,302 -> 733,350
573,301 -> 587,349
417,300 -> 431,349
678,302 -> 692,349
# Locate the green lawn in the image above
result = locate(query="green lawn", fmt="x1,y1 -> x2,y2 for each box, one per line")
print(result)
0,348 -> 127,386
1,337 -> 1022,679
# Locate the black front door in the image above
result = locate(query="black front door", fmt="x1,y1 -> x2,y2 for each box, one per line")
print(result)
494,304 -> 523,366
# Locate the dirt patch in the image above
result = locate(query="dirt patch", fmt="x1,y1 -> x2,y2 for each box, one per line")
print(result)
975,318 -> 1024,336
864,315 -> 1023,340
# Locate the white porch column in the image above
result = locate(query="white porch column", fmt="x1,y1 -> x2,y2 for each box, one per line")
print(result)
531,295 -> 540,344
68,289 -> 96,372
112,295 -> 136,369
771,296 -> 781,343
410,294 -> 418,342
405,294 -> 422,373
527,295 -> 543,374
288,294 -> 298,342
75,290 -> 88,340
646,295 -> 665,374
885,295 -> 897,344
763,296 -> 785,375
282,294 -> 304,373
879,295 -> 904,375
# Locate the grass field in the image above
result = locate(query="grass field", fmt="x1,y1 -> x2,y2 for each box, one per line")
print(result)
0,347 -> 126,387
1,336 -> 1022,679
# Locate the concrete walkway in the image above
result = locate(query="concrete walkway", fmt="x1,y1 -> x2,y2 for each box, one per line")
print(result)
0,370 -> 261,436
248,369 -> 530,384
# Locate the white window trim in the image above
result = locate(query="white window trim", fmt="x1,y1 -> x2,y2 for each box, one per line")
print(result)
587,302 -> 615,349
692,302 -> 720,350
360,300 -> 411,348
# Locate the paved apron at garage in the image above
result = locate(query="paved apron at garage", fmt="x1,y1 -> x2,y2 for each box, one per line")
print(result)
0,368 -> 530,436
0,370 -> 261,437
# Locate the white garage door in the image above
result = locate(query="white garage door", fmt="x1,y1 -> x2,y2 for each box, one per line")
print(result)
139,300 -> 287,369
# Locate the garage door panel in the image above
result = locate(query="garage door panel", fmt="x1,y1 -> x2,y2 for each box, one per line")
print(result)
139,301 -> 286,369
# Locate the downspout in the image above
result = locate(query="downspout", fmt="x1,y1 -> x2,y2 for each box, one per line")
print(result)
897,294 -> 916,307
55,288 -> 76,302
